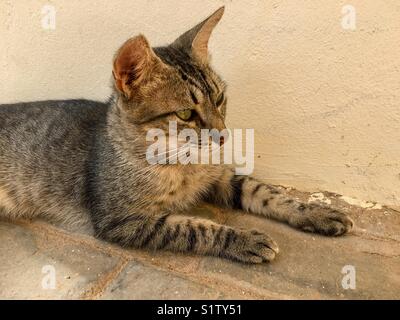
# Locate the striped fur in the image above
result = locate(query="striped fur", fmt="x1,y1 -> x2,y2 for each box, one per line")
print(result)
0,8 -> 353,264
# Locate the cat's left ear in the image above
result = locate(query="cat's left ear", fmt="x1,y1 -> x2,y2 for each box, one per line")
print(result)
172,6 -> 225,63
113,34 -> 163,99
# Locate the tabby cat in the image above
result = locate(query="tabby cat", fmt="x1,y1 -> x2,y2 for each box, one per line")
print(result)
0,7 -> 353,263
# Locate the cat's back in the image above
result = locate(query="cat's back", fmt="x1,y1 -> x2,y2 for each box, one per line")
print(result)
0,99 -> 110,187
0,99 -> 108,130
0,99 -> 109,153
0,99 -> 110,228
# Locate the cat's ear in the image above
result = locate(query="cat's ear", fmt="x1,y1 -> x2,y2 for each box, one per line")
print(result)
113,34 -> 161,98
172,6 -> 224,63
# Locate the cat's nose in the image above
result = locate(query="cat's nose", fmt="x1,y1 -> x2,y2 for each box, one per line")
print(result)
210,130 -> 229,146
212,118 -> 226,132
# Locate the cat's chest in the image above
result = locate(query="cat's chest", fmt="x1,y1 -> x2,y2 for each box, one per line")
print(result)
150,166 -> 221,210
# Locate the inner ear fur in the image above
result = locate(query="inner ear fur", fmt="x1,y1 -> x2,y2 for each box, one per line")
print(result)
113,34 -> 161,98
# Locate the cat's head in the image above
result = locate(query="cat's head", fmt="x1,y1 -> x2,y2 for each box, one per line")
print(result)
112,7 -> 227,144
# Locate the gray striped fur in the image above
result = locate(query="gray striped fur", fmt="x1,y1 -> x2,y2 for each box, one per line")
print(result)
0,8 -> 353,263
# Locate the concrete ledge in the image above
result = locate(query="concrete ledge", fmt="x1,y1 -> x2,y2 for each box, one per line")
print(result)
1,189 -> 399,299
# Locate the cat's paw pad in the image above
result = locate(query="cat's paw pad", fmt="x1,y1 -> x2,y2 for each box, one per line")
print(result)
223,230 -> 279,264
293,205 -> 354,236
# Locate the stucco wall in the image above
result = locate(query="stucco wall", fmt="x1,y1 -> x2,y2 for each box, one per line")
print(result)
1,1 -> 399,207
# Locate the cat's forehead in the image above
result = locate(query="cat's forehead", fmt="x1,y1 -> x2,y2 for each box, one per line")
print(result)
153,46 -> 224,95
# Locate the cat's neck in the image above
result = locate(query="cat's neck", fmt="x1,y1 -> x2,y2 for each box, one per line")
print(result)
105,95 -> 145,163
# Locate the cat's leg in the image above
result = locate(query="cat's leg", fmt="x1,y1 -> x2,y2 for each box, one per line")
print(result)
207,168 -> 354,236
95,212 -> 279,263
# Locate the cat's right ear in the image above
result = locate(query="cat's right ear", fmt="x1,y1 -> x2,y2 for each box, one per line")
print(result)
112,35 -> 160,98
172,7 -> 225,63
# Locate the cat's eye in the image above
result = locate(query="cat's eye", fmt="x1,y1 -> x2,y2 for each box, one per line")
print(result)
176,109 -> 193,121
216,92 -> 225,107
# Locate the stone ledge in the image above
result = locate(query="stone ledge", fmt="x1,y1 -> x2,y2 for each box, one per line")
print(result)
1,191 -> 399,299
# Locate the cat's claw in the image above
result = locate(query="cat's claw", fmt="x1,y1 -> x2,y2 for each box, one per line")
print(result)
223,230 -> 279,264
291,205 -> 354,236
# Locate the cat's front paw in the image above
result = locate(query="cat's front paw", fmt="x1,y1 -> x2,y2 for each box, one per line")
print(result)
222,230 -> 279,264
291,204 -> 354,236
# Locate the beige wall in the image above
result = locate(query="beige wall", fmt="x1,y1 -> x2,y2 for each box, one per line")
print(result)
1,1 -> 399,207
